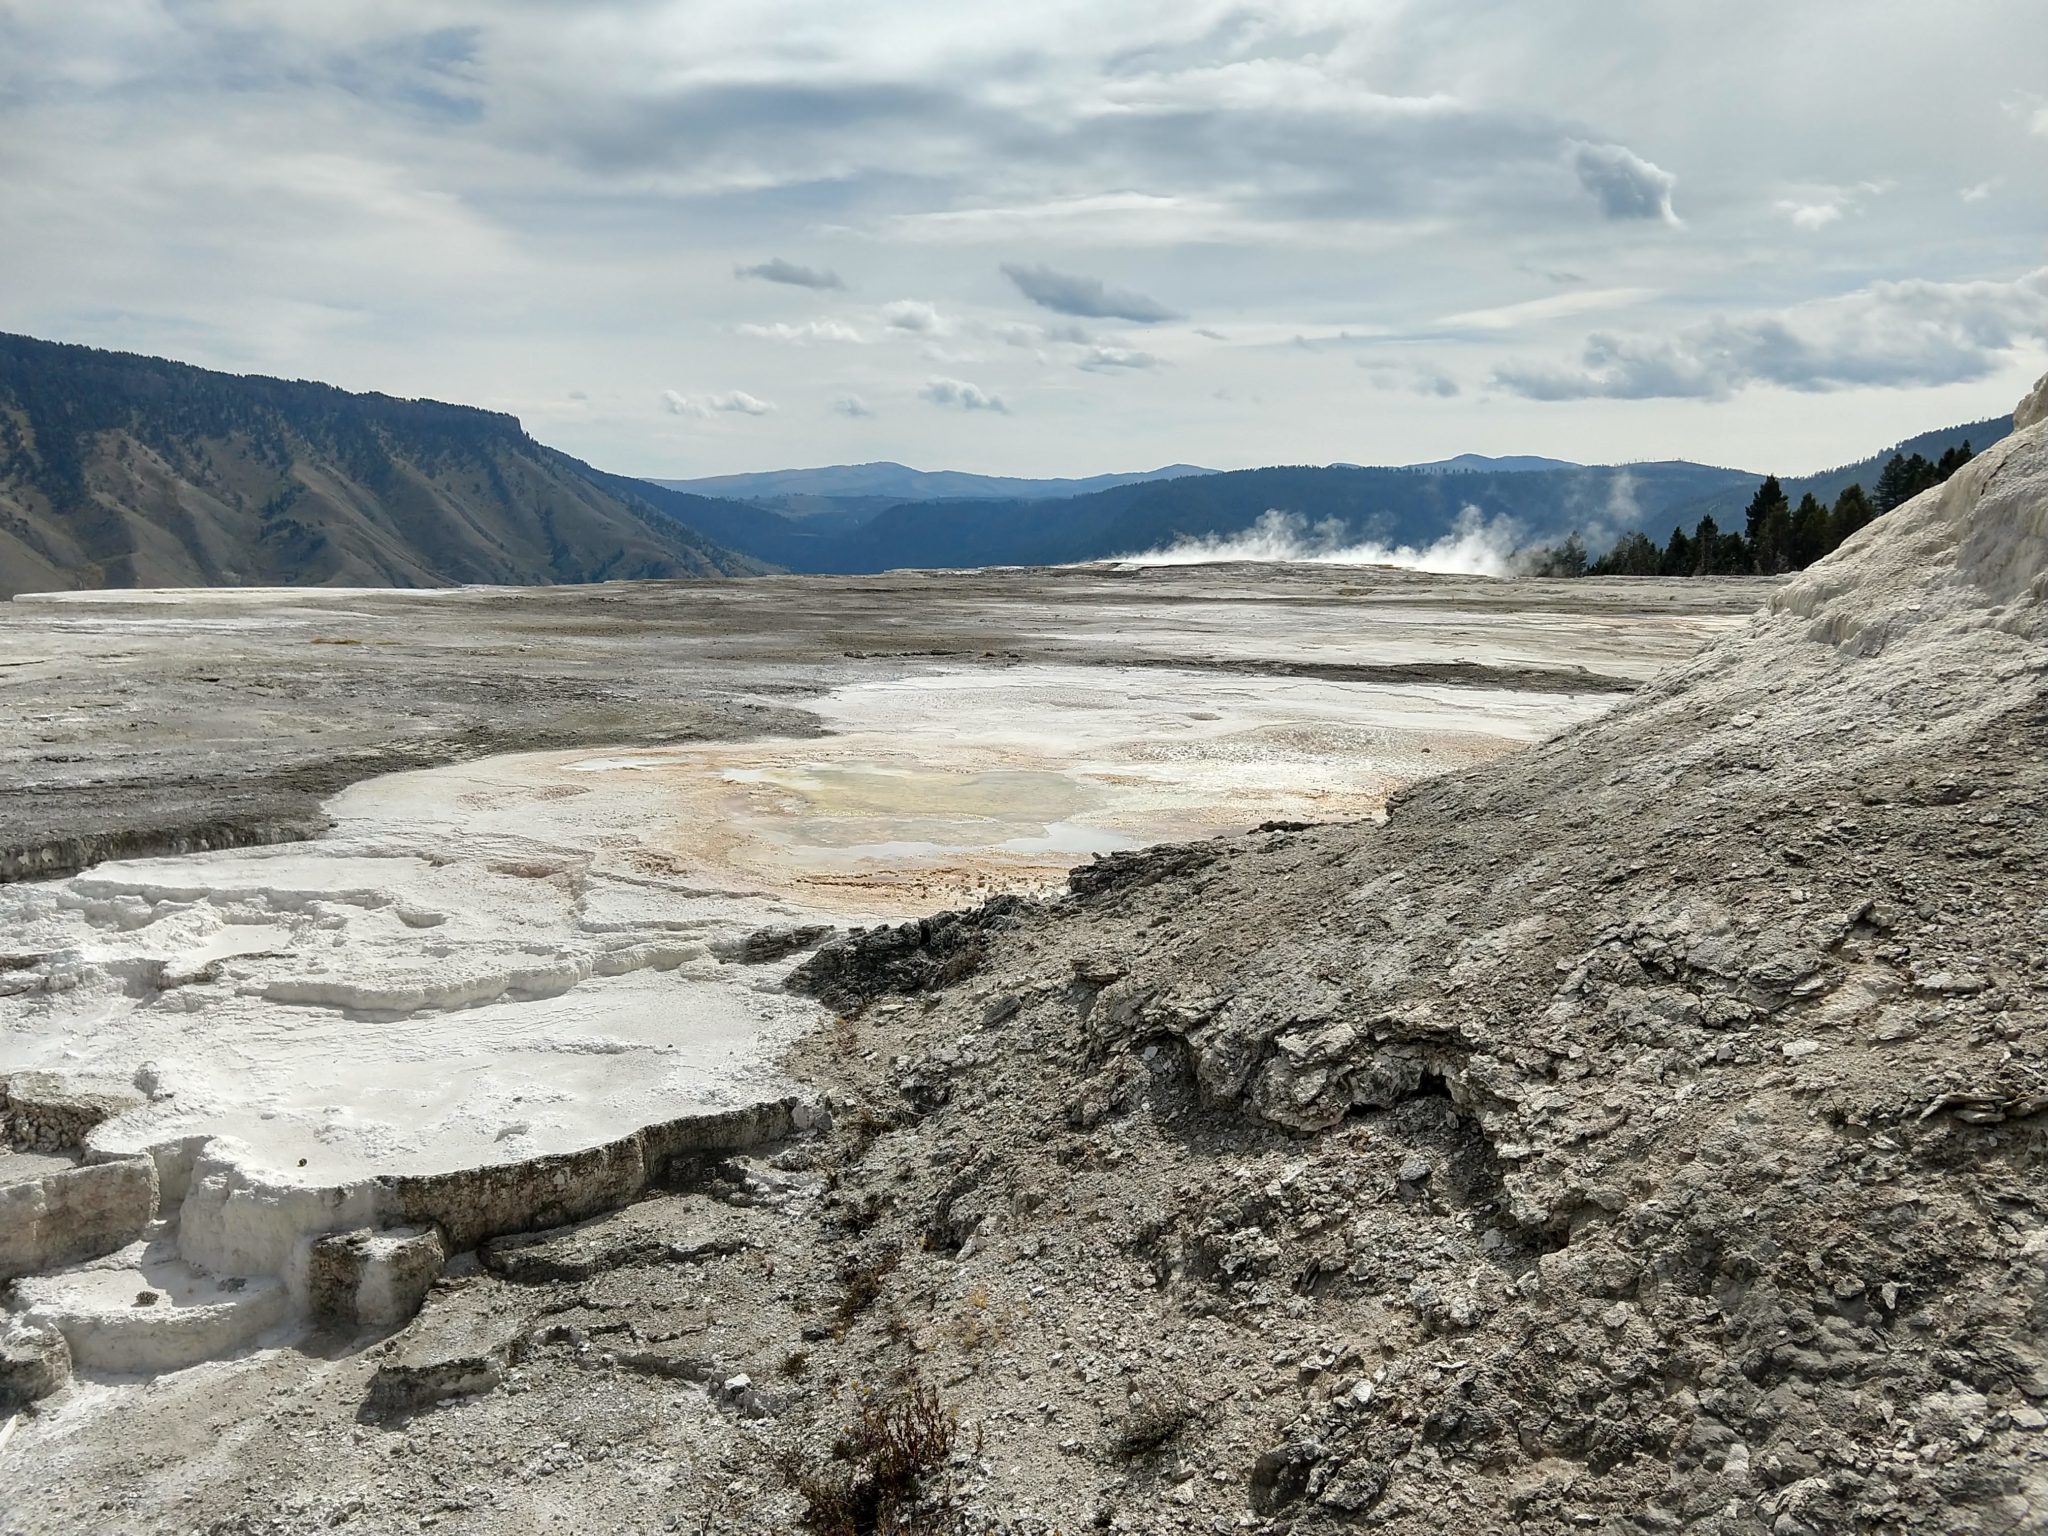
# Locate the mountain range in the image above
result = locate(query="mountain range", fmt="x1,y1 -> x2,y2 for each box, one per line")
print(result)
626,422 -> 2008,574
0,331 -> 2014,594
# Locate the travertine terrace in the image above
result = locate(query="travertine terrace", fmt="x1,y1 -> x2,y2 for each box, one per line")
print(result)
0,566 -> 1764,1408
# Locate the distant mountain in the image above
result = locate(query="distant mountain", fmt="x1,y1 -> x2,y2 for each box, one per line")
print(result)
1405,452 -> 1580,475
655,460 -> 1215,501
0,334 -> 766,597
651,461 -> 1214,511
638,412 -> 2014,574
645,460 -> 1761,575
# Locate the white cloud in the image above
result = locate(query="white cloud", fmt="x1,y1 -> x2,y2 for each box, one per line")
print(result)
736,319 -> 864,345
883,300 -> 947,334
1775,180 -> 1888,231
1570,142 -> 1680,225
920,377 -> 1007,412
1778,199 -> 1843,231
3,2 -> 2045,477
1078,345 -> 1163,371
832,394 -> 874,417
663,388 -> 776,417
1435,288 -> 1656,332
1496,268 -> 2048,401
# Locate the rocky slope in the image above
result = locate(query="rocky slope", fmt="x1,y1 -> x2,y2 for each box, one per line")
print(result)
0,333 -> 766,596
2,382 -> 2043,1536
740,375 -> 2048,1532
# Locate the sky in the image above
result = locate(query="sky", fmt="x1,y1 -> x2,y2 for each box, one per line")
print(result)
2,0 -> 2045,479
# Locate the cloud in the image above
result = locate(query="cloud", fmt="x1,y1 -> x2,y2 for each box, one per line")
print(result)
662,388 -> 776,417
5,3 -> 2043,477
1961,179 -> 1998,203
984,319 -> 1098,357
2033,105 -> 2048,137
1359,361 -> 1460,398
1570,142 -> 1679,224
883,300 -> 947,333
1078,345 -> 1163,371
832,394 -> 874,417
1494,267 -> 2048,401
1435,287 -> 1655,332
1775,181 -> 1886,230
1000,263 -> 1180,323
921,377 -> 1007,412
1778,199 -> 1843,231
735,257 -> 844,291
736,319 -> 864,344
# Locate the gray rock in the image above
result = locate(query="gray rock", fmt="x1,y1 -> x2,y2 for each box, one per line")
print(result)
713,924 -> 834,964
0,1316 -> 71,1408
305,1225 -> 447,1330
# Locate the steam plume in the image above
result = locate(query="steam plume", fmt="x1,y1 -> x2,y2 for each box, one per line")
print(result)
1115,506 -> 1522,577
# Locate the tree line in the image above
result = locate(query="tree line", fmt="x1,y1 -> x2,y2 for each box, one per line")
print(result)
1526,443 -> 1975,578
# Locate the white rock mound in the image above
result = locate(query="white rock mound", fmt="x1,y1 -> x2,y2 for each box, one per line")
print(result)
1773,368 -> 2048,652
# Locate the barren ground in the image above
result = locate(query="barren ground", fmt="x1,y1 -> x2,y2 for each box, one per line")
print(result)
14,522 -> 2033,1536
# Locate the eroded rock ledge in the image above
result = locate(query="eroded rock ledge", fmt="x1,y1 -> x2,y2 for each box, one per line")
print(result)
1,1066 -> 823,1395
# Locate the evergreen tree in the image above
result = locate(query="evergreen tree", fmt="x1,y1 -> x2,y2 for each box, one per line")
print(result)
1873,453 -> 1913,513
1743,475 -> 1791,573
1831,483 -> 1874,545
1789,492 -> 1830,568
1876,452 -> 1941,512
1593,529 -> 1660,576
1530,531 -> 1588,577
1716,528 -> 1750,573
1659,524 -> 1694,577
1692,515 -> 1721,575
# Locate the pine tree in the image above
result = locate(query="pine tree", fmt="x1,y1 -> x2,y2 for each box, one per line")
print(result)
1594,530 -> 1660,576
1544,531 -> 1588,577
1743,475 -> 1791,573
1831,483 -> 1874,546
1877,452 -> 1942,512
1873,453 -> 1914,513
1789,492 -> 1830,568
1692,515 -> 1721,575
1660,524 -> 1695,577
1717,529 -> 1750,573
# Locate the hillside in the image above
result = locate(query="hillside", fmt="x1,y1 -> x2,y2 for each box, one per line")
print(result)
1670,414 -> 2013,527
0,334 -> 767,597
736,375 -> 2048,1530
648,461 -> 1218,538
653,459 -> 1213,506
